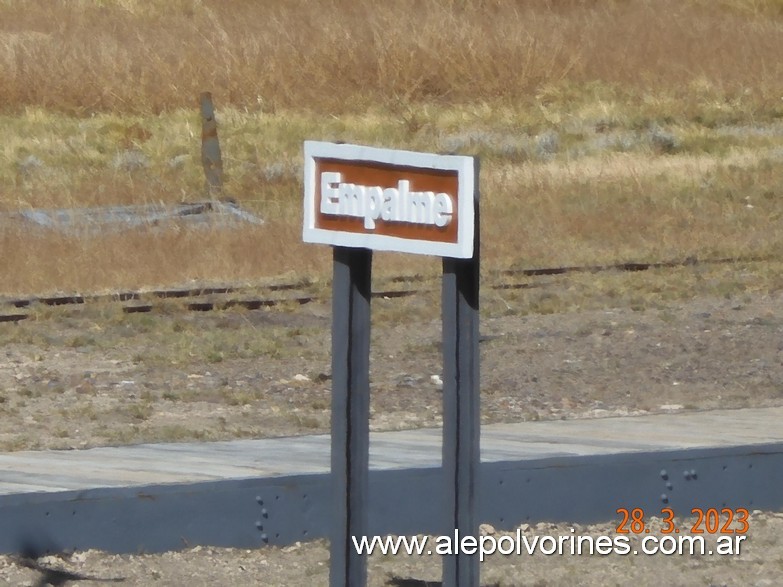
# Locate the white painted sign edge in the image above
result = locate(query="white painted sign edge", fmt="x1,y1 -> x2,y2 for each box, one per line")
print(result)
303,141 -> 476,258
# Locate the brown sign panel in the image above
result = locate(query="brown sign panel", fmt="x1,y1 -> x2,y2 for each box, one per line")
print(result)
303,142 -> 476,258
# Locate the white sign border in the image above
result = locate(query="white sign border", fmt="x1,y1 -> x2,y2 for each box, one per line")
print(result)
303,141 -> 476,258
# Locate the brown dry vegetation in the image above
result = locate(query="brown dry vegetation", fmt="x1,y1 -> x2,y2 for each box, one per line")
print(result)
3,0 -> 783,114
3,0 -> 783,294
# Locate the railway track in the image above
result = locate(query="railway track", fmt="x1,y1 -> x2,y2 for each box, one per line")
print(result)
0,254 -> 773,323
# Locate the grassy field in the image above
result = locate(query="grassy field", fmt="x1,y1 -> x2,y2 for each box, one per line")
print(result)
3,0 -> 783,294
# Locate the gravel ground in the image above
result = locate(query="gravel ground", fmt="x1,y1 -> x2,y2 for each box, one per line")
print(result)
1,269 -> 782,585
2,278 -> 783,451
0,512 -> 781,586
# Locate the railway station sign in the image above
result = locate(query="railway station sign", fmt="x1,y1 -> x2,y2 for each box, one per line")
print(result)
303,140 -> 480,587
303,141 -> 476,258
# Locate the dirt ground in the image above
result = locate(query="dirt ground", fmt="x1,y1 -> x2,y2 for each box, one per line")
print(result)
2,268 -> 783,452
1,265 -> 782,585
0,513 -> 781,586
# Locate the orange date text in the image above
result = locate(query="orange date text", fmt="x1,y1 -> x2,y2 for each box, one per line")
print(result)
615,507 -> 749,535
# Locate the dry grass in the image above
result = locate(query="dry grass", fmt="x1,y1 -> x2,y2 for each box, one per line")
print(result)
2,0 -> 783,114
3,0 -> 783,294
484,151 -> 783,267
0,223 -> 323,294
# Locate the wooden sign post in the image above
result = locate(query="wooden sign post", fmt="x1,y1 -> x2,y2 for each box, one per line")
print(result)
303,142 -> 479,586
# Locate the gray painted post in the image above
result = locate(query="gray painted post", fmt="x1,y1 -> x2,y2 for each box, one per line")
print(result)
330,246 -> 372,587
200,92 -> 224,199
442,160 -> 480,586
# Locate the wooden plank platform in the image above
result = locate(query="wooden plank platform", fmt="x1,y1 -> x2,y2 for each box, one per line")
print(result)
1,406 -> 782,554
1,406 -> 781,496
